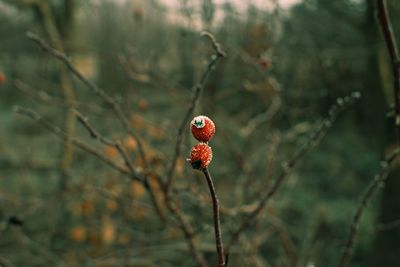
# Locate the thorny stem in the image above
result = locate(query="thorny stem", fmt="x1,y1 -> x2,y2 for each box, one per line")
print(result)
337,149 -> 400,267
165,31 -> 226,197
203,168 -> 226,267
376,0 -> 400,141
227,92 -> 361,251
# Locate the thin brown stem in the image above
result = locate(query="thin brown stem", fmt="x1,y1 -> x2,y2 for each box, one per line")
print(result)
376,0 -> 400,136
337,149 -> 400,267
203,168 -> 225,267
227,92 -> 361,251
165,31 -> 225,196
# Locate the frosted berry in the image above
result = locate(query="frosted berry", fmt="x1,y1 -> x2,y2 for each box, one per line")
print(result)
190,143 -> 213,170
190,115 -> 215,142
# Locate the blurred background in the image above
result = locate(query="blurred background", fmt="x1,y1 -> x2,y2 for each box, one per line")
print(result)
0,0 -> 400,266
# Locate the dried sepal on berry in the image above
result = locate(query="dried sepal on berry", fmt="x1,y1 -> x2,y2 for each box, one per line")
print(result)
190,115 -> 216,142
190,143 -> 213,170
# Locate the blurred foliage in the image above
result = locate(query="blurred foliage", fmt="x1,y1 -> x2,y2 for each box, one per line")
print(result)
0,0 -> 400,266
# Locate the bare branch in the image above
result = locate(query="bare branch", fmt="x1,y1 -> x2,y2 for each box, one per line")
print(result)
74,111 -> 137,176
337,149 -> 400,267
14,106 -> 141,181
376,0 -> 400,133
165,31 -> 226,196
26,32 -> 148,169
227,92 -> 361,251
166,200 -> 209,267
74,111 -> 167,222
13,80 -> 101,115
376,218 -> 400,232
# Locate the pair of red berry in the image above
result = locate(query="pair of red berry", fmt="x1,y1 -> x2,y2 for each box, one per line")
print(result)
189,115 -> 215,170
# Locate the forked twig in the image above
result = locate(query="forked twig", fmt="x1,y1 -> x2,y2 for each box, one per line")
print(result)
74,111 -> 166,222
26,32 -> 148,169
166,200 -> 209,267
14,106 -> 142,182
165,31 -> 226,196
337,149 -> 400,267
227,92 -> 361,251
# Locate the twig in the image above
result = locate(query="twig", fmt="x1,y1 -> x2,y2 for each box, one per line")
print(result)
166,200 -> 209,267
376,218 -> 400,232
203,168 -> 225,267
14,106 -> 143,182
26,32 -> 148,169
32,0 -> 77,187
165,31 -> 226,196
376,0 -> 400,135
201,31 -> 226,58
227,92 -> 361,251
14,80 -> 102,115
74,111 -> 166,222
74,111 -> 136,175
337,149 -> 400,267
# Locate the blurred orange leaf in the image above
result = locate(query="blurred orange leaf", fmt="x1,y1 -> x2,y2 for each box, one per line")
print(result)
138,99 -> 148,111
102,216 -> 116,244
124,136 -> 138,151
0,72 -> 6,86
81,200 -> 95,216
103,145 -> 118,159
70,226 -> 87,242
131,180 -> 146,199
118,234 -> 130,245
131,113 -> 145,130
106,199 -> 118,212
147,125 -> 165,140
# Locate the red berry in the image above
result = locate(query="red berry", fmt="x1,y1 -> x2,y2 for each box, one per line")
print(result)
190,115 -> 215,142
190,143 -> 213,170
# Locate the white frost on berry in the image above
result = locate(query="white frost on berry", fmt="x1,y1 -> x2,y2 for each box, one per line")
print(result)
191,115 -> 207,128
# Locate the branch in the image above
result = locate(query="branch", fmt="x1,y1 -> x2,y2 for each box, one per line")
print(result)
26,32 -> 148,169
165,31 -> 226,196
203,169 -> 225,267
337,148 -> 400,267
376,0 -> 400,133
74,111 -> 166,222
14,80 -> 102,115
166,200 -> 209,267
74,111 -> 138,177
376,218 -> 400,232
227,92 -> 361,251
14,106 -> 142,182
